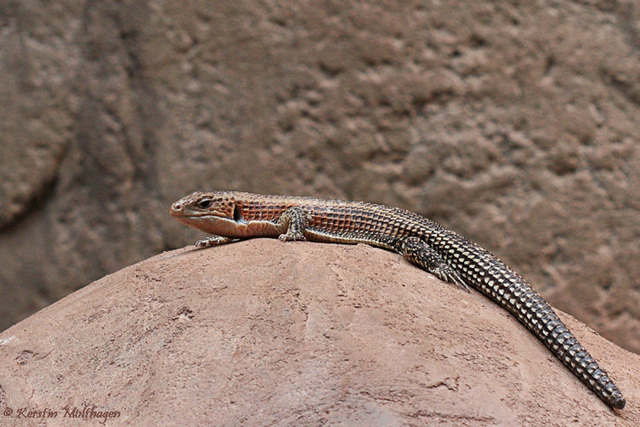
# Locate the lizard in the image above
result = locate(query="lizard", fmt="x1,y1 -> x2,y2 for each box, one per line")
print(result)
170,190 -> 626,410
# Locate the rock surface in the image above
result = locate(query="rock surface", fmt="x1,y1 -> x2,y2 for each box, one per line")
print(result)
1,0 -> 640,355
0,240 -> 637,426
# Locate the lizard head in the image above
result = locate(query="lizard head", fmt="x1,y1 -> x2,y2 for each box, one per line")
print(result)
170,191 -> 242,236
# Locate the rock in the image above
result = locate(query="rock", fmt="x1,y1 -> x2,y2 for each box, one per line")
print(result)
0,240 -> 637,425
2,0 -> 640,355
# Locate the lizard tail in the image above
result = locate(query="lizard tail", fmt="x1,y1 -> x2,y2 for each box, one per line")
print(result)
429,231 -> 626,409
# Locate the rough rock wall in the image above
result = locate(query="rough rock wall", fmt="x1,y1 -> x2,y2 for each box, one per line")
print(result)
1,1 -> 639,353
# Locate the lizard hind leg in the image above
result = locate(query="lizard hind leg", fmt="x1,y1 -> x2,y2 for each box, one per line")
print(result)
402,236 -> 470,292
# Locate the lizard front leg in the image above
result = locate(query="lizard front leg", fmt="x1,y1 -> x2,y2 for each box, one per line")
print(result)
196,236 -> 233,248
276,207 -> 310,242
402,236 -> 470,292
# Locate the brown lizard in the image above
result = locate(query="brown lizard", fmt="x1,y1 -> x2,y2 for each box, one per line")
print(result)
170,190 -> 626,410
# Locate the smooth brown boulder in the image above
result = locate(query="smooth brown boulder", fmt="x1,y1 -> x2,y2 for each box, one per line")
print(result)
0,240 -> 637,425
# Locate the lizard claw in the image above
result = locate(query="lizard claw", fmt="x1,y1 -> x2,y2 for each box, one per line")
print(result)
432,267 -> 471,293
278,233 -> 306,242
450,272 -> 471,293
195,236 -> 232,248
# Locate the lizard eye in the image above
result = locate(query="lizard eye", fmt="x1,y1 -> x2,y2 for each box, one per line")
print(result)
197,199 -> 213,209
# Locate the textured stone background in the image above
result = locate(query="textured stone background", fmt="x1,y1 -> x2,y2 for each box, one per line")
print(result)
1,1 -> 639,354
